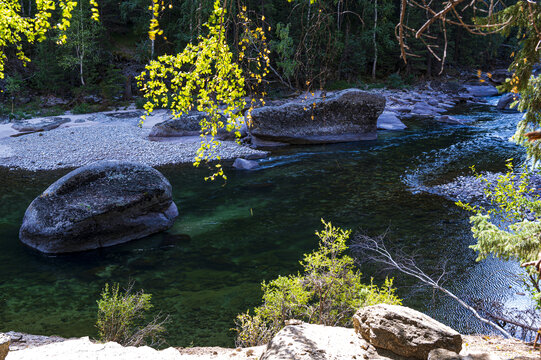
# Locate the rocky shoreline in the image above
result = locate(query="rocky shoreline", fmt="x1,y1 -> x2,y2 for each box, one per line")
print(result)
2,305 -> 536,360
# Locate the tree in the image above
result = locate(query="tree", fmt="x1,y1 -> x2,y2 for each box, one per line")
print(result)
58,0 -> 103,86
0,0 -> 98,80
234,220 -> 401,347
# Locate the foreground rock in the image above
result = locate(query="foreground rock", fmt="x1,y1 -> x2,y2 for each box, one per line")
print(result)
260,322 -> 381,360
353,304 -> 462,359
0,334 -> 9,360
19,160 -> 178,253
6,337 -> 180,360
11,117 -> 70,134
249,89 -> 385,146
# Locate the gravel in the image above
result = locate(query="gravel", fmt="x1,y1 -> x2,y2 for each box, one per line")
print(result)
0,122 -> 267,171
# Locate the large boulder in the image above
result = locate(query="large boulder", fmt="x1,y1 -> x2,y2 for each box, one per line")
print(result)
260,322 -> 379,360
149,111 -> 243,140
353,304 -> 462,360
248,89 -> 385,145
19,160 -> 178,253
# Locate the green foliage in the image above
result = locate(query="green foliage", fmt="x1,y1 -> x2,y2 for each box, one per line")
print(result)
96,282 -> 167,347
456,161 -> 541,306
386,73 -> 405,89
72,103 -> 93,114
234,220 -> 401,347
270,23 -> 296,82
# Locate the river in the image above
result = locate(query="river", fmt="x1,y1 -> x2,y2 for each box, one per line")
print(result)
0,96 -> 533,346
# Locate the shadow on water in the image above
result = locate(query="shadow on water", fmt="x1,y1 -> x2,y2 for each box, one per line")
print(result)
0,98 -> 534,346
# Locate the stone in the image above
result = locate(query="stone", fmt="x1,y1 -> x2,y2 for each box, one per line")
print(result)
5,337 -> 181,360
41,96 -> 69,107
378,111 -> 407,130
488,69 -> 512,85
497,93 -> 520,112
353,304 -> 462,360
437,115 -> 463,124
19,160 -> 178,253
260,322 -> 379,360
464,85 -> 499,97
411,102 -> 446,116
0,333 -> 9,360
249,89 -> 385,145
149,111 -> 226,138
428,348 -> 497,360
233,158 -> 259,170
12,117 -> 70,133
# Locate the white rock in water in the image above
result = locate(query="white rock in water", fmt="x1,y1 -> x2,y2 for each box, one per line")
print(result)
377,111 -> 407,130
233,158 -> 259,170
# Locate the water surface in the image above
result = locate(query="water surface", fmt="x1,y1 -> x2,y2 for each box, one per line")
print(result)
0,97 -> 532,346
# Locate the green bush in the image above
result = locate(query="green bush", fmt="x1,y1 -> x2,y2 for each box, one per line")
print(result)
234,220 -> 401,347
72,103 -> 93,114
386,73 -> 405,89
96,282 -> 168,347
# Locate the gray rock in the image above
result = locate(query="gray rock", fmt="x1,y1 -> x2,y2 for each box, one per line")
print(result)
464,85 -> 499,97
12,117 -> 70,133
260,322 -> 381,360
428,348 -> 496,360
233,158 -> 259,170
149,111 -> 226,138
19,160 -> 178,253
0,333 -> 9,360
353,304 -> 462,360
437,115 -> 463,124
411,102 -> 446,116
249,89 -> 385,145
497,93 -> 520,112
488,69 -> 511,85
378,111 -> 407,130
41,96 -> 69,107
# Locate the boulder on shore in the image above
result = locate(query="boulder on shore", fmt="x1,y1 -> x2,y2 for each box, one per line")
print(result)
464,85 -> 499,97
11,117 -> 70,134
149,111 -> 245,140
353,304 -> 462,359
248,89 -> 385,146
19,160 -> 178,253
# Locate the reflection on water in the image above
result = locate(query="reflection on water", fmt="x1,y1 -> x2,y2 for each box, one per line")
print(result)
0,98 -> 533,346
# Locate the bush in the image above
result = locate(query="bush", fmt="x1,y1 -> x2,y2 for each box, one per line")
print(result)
96,282 -> 168,347
234,220 -> 401,347
72,103 -> 93,114
386,73 -> 405,89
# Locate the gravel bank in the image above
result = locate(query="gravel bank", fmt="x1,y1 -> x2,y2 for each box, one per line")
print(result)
0,122 -> 267,171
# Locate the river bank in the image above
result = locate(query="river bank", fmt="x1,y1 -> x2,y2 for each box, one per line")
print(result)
0,81 -> 496,172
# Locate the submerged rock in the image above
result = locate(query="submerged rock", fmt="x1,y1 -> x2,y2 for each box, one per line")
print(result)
353,304 -> 462,359
19,160 -> 178,253
249,89 -> 385,146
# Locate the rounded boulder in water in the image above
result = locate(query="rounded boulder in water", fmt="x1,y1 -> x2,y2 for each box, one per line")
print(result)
19,160 -> 178,254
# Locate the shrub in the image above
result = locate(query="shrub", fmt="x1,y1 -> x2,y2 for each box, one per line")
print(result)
72,103 -> 93,114
96,282 -> 168,347
387,73 -> 405,89
234,220 -> 401,347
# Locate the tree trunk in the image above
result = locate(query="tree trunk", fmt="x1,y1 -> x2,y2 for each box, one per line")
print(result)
372,0 -> 378,80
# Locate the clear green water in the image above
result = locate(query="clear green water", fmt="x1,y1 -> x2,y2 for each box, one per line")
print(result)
0,98 -> 532,346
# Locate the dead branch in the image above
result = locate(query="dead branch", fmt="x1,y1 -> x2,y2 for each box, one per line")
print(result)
352,233 -> 513,339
